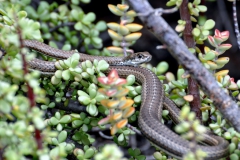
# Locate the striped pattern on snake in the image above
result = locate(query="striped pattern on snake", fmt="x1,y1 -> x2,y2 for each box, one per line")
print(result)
25,40 -> 229,159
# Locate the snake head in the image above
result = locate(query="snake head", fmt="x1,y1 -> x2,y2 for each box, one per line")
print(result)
122,52 -> 152,66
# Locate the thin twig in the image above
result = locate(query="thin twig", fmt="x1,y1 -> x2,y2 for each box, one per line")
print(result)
127,124 -> 142,135
233,0 -> 240,49
138,7 -> 178,17
154,7 -> 178,16
99,131 -> 113,140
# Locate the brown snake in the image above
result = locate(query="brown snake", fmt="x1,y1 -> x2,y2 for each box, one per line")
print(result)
23,40 -> 229,159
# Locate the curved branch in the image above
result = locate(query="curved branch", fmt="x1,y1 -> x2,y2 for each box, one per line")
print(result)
127,0 -> 240,132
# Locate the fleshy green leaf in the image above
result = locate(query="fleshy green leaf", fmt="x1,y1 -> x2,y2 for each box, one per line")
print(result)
203,19 -> 215,30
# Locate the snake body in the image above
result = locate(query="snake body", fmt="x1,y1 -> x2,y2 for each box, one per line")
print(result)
24,40 -> 229,159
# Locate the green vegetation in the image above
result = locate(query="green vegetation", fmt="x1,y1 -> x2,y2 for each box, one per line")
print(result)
0,0 -> 240,160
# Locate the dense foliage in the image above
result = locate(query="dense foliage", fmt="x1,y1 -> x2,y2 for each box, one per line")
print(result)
1,0 -> 240,160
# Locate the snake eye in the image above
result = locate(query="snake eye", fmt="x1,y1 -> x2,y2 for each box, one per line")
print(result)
137,54 -> 143,59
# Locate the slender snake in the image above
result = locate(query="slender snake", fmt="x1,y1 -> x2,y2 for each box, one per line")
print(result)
23,40 -> 229,159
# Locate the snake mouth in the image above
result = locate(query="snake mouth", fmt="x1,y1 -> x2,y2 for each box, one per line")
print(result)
146,55 -> 152,62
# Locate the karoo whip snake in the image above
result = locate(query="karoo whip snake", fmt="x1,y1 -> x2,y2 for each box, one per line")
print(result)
22,40 -> 229,159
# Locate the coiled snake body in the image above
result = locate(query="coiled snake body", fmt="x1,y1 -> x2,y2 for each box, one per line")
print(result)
24,40 -> 229,159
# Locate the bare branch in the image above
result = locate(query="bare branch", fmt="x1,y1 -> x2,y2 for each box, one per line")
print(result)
232,0 -> 240,49
138,7 -> 178,17
154,7 -> 178,16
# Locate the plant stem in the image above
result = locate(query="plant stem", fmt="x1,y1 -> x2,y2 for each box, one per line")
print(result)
179,0 -> 202,120
16,24 -> 43,150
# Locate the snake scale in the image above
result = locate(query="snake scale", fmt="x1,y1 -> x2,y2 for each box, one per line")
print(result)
23,40 -> 229,159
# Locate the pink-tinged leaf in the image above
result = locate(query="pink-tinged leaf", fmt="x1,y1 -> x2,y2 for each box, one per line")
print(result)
229,81 -> 238,90
220,31 -> 229,41
114,78 -> 127,86
109,109 -> 113,114
215,29 -> 221,37
207,36 -> 217,47
221,31 -> 229,36
230,78 -> 235,82
106,89 -> 118,97
214,35 -> 223,45
214,29 -> 229,42
108,69 -> 119,83
218,44 -> 232,51
98,109 -> 114,125
98,116 -> 110,125
98,77 -> 109,85
98,69 -> 123,85
98,69 -> 127,86
98,88 -> 117,96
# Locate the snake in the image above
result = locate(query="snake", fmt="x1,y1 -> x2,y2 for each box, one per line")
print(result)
22,40 -> 229,159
